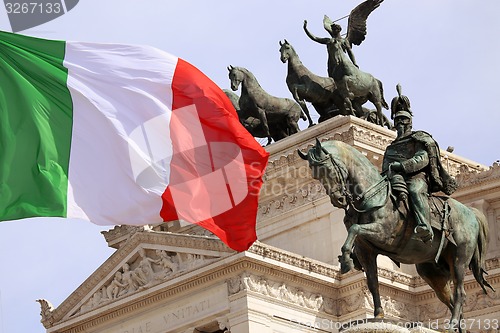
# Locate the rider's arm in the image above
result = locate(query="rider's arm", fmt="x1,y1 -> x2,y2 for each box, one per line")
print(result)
303,20 -> 330,44
401,149 -> 429,174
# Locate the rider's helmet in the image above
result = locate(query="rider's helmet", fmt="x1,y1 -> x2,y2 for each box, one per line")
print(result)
393,110 -> 412,120
391,84 -> 412,119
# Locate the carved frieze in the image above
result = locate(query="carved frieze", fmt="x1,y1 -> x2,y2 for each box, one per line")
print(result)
418,301 -> 449,321
75,247 -> 219,315
377,267 -> 417,287
357,286 -> 416,320
258,182 -> 326,219
464,287 -> 500,313
227,272 -> 335,315
337,287 -> 366,316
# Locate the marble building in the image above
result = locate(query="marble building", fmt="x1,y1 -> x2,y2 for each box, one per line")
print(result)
38,116 -> 500,333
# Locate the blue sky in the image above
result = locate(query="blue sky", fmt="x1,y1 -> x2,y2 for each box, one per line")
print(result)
0,1 -> 499,332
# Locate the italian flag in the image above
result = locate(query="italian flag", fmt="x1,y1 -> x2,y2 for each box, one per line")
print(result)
0,31 -> 268,251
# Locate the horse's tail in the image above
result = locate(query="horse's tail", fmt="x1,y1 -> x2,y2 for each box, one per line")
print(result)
470,207 -> 495,294
377,79 -> 389,109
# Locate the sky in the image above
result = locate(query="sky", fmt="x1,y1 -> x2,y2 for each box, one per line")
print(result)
0,1 -> 499,332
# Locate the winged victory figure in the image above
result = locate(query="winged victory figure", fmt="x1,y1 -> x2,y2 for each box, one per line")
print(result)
303,0 -> 389,126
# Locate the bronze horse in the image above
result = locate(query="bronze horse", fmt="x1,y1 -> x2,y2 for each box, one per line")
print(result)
279,39 -> 392,129
299,139 -> 494,331
228,66 -> 305,145
223,89 -> 290,142
279,39 -> 346,124
327,37 -> 389,126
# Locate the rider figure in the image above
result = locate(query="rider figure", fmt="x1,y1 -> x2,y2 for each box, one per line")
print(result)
303,16 -> 358,79
382,87 -> 457,242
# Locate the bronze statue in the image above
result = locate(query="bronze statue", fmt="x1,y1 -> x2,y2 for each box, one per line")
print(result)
279,39 -> 393,129
227,66 -> 305,145
279,39 -> 346,123
299,139 -> 494,332
223,89 -> 291,142
382,86 -> 458,242
303,0 -> 389,126
358,106 -> 393,129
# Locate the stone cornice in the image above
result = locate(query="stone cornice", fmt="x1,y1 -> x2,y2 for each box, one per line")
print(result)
265,122 -> 394,170
265,117 -> 484,173
248,241 -> 341,282
264,116 -> 380,156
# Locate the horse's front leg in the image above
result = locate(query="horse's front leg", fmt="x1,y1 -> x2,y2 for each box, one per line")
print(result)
339,223 -> 385,273
339,80 -> 355,116
355,245 -> 384,318
256,108 -> 272,146
293,85 -> 314,127
373,102 -> 384,126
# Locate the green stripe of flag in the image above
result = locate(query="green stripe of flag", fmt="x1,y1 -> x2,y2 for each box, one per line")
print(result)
0,31 -> 73,220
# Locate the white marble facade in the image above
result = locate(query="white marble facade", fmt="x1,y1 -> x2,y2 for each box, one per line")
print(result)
39,116 -> 500,333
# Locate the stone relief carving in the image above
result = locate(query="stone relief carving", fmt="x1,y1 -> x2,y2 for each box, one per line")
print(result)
36,299 -> 55,327
216,316 -> 231,333
464,288 -> 500,312
456,161 -> 500,187
417,301 -> 449,321
227,272 -> 333,314
358,286 -> 415,320
258,182 -> 325,219
101,225 -> 148,247
486,257 -> 500,272
77,248 -> 218,314
377,267 -> 416,287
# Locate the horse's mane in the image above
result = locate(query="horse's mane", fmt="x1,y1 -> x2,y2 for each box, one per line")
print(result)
322,140 -> 379,175
233,67 -> 268,95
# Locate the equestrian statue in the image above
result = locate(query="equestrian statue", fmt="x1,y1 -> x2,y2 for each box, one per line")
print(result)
298,89 -> 494,332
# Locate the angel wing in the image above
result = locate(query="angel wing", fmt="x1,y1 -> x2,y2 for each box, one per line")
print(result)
347,0 -> 384,46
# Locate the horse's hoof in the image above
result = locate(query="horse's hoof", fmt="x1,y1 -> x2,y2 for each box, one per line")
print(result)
341,266 -> 352,274
374,307 -> 385,319
338,255 -> 354,274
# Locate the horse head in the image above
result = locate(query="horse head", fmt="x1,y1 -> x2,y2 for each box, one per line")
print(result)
279,39 -> 294,64
227,65 -> 244,92
298,139 -> 349,208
